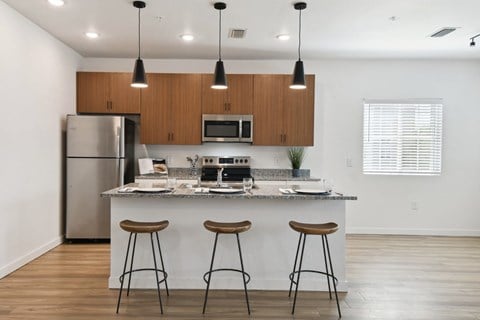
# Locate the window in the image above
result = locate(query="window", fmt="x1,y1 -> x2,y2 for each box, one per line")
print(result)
363,99 -> 443,176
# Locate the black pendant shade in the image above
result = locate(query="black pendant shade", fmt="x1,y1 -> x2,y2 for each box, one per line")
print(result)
212,60 -> 227,89
132,58 -> 147,88
290,60 -> 306,90
131,1 -> 147,88
212,2 -> 228,89
290,2 -> 307,90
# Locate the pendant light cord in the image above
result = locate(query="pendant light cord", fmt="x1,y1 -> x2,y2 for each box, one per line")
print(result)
137,8 -> 141,59
298,9 -> 302,61
218,9 -> 222,61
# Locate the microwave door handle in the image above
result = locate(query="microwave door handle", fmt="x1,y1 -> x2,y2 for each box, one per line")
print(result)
239,120 -> 242,141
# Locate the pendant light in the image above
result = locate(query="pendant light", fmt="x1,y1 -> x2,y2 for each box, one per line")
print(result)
131,1 -> 147,88
290,2 -> 307,90
212,2 -> 227,89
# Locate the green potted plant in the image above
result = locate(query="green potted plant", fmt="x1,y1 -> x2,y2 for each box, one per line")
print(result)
287,147 -> 305,177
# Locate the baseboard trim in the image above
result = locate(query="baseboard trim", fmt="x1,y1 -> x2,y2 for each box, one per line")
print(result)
0,236 -> 64,279
346,227 -> 480,236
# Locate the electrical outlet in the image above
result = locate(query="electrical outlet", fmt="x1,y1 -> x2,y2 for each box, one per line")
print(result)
166,156 -> 173,165
274,155 -> 281,166
410,201 -> 419,213
346,157 -> 353,167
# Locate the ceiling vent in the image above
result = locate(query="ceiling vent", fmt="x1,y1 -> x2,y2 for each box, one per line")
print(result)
229,28 -> 247,39
430,27 -> 457,37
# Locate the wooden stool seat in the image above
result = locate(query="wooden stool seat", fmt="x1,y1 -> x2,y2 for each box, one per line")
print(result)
120,220 -> 169,234
289,221 -> 338,235
203,220 -> 252,234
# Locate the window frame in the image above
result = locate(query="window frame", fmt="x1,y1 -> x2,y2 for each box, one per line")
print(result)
362,99 -> 443,176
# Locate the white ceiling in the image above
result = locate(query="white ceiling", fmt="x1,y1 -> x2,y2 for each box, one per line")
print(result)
4,0 -> 480,60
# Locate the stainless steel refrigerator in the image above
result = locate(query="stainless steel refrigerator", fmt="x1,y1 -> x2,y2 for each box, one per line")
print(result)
66,115 -> 135,239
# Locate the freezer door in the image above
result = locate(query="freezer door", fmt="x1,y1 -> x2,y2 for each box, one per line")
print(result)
66,115 -> 125,158
66,158 -> 124,239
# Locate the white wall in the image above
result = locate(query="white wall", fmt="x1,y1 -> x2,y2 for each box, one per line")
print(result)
81,57 -> 480,236
0,2 -> 81,278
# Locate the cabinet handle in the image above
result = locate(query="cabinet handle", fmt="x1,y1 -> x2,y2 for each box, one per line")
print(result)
171,132 -> 174,141
228,103 -> 231,111
284,134 -> 287,143
168,133 -> 171,141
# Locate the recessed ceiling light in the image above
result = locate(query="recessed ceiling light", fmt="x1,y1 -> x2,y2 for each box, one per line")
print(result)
180,34 -> 194,41
276,34 -> 290,41
85,32 -> 99,39
48,0 -> 65,6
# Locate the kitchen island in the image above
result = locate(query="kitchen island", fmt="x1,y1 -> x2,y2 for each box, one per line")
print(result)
102,183 -> 356,291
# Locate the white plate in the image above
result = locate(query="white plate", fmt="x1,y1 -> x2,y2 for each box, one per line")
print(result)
209,188 -> 244,194
135,187 -> 171,193
293,188 -> 330,195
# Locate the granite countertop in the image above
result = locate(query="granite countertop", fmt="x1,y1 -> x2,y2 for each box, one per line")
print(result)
101,183 -> 357,201
136,168 -> 321,182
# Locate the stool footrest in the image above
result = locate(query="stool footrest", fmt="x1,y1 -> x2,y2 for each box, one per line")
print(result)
203,268 -> 251,284
288,269 -> 338,287
119,268 -> 168,285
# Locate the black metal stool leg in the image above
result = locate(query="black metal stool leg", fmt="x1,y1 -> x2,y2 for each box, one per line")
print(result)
126,233 -> 137,296
155,231 -> 169,296
202,233 -> 219,314
288,232 -> 303,297
236,233 -> 251,315
116,232 -> 133,313
322,235 -> 332,299
292,233 -> 307,314
150,233 -> 164,314
325,235 -> 341,318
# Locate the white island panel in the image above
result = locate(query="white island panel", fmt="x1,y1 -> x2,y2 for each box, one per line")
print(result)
108,196 -> 347,291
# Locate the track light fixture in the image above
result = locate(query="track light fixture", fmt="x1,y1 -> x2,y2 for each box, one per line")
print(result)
469,33 -> 480,47
212,2 -> 227,89
290,2 -> 307,90
131,1 -> 147,88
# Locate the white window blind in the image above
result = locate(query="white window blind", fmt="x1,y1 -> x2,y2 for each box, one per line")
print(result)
363,99 -> 443,176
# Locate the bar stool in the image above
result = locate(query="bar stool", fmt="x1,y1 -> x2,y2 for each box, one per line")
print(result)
202,220 -> 252,315
288,220 -> 341,318
116,219 -> 169,314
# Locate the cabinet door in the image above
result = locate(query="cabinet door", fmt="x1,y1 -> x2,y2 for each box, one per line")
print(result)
77,72 -> 110,113
202,74 -> 253,114
283,75 -> 315,146
109,73 -> 141,114
252,75 -> 285,145
77,72 -> 141,114
140,74 -> 171,144
169,74 -> 202,145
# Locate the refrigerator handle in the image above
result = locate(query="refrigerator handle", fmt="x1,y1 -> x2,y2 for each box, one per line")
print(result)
118,158 -> 125,186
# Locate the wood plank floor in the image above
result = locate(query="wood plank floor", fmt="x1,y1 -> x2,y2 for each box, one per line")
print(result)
1,235 -> 480,319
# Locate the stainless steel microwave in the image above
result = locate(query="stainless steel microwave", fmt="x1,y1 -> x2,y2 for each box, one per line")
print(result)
202,114 -> 253,143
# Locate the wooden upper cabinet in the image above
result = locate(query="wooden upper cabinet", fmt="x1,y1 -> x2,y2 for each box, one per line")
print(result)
253,75 -> 285,145
283,75 -> 315,146
140,74 -> 202,145
76,72 -> 140,114
253,74 -> 315,146
140,74 -> 170,144
202,74 -> 253,114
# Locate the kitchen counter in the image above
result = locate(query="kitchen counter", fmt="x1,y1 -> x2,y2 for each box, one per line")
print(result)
103,182 -> 356,292
102,183 -> 356,201
135,168 -> 321,182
